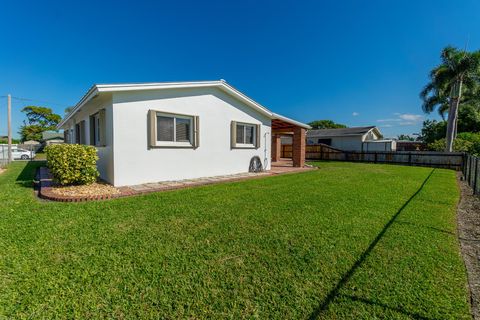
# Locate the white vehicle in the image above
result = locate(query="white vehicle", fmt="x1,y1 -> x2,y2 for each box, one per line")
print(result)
12,147 -> 35,160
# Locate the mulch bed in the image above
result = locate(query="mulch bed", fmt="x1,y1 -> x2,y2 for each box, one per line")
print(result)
37,167 -> 123,202
457,172 -> 480,320
50,183 -> 120,197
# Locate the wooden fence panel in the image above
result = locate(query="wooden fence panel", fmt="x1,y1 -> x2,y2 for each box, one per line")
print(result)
463,154 -> 479,195
282,144 -> 464,170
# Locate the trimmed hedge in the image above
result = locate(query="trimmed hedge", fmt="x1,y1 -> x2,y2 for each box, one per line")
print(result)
45,144 -> 99,185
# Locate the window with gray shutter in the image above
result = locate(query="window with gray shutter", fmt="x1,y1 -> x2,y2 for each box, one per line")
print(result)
149,111 -> 197,148
232,121 -> 259,148
89,109 -> 106,147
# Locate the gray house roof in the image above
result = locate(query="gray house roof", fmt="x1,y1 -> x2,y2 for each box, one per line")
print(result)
307,126 -> 381,138
42,131 -> 64,141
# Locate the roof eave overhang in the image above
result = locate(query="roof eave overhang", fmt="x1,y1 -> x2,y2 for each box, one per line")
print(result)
308,133 -> 365,138
272,113 -> 311,129
57,85 -> 99,129
57,80 -> 310,130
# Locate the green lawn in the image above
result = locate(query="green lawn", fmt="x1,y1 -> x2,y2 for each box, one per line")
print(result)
34,152 -> 46,160
0,161 -> 470,319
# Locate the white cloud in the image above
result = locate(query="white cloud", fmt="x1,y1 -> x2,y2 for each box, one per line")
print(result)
352,112 -> 359,116
398,114 -> 423,122
377,118 -> 398,122
377,113 -> 424,126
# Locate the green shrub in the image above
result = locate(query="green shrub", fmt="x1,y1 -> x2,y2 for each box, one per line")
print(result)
45,144 -> 99,185
457,132 -> 480,155
428,138 -> 473,153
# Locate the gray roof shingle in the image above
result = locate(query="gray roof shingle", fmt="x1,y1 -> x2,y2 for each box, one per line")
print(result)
307,126 -> 377,138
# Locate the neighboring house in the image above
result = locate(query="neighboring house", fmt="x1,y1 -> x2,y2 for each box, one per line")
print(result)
20,140 -> 42,153
42,131 -> 64,146
23,140 -> 41,145
57,80 -> 310,187
305,126 -> 396,152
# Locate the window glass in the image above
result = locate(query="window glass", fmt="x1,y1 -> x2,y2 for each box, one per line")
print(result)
245,125 -> 254,144
96,117 -> 101,145
157,116 -> 174,142
236,124 -> 245,144
176,118 -> 190,142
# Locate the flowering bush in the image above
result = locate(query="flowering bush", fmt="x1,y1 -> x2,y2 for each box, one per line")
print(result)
45,144 -> 99,185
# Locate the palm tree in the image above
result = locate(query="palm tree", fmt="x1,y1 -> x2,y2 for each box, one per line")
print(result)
420,46 -> 480,151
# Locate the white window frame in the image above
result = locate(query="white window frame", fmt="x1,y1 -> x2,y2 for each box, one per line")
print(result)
235,122 -> 257,148
155,112 -> 194,147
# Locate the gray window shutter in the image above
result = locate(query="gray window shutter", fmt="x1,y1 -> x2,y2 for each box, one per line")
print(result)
194,116 -> 200,148
99,109 -> 106,146
231,121 -> 237,148
148,110 -> 156,147
255,124 -> 261,149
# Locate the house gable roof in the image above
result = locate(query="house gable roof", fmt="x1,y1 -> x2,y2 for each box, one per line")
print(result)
307,126 -> 381,138
58,80 -> 310,129
42,131 -> 64,141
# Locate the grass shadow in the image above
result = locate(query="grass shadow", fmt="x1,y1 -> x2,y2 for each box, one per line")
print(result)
340,294 -> 439,320
394,220 -> 455,236
308,169 -> 436,319
16,161 -> 45,188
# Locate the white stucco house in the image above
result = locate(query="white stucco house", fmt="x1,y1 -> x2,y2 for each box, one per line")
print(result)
58,80 -> 310,187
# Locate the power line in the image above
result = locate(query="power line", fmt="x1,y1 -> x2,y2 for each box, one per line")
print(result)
0,95 -> 70,108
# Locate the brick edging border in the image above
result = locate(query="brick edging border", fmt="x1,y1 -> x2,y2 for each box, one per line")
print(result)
38,166 -> 317,203
39,187 -> 123,202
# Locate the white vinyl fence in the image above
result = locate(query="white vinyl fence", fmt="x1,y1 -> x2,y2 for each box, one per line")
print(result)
0,145 -> 10,168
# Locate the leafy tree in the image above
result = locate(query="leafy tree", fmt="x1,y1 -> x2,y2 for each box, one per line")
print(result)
397,134 -> 415,141
419,120 -> 447,144
457,132 -> 480,155
0,137 -> 20,144
19,106 -> 62,141
308,120 -> 347,130
457,104 -> 480,133
420,46 -> 480,151
419,104 -> 480,144
428,138 -> 473,153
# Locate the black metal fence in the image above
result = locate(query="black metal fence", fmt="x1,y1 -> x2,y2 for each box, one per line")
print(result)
463,154 -> 479,195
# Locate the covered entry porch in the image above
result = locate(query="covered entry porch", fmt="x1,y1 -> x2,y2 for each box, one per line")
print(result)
271,114 -> 310,167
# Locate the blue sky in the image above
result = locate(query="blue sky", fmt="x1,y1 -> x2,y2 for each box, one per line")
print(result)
1,0 -> 479,138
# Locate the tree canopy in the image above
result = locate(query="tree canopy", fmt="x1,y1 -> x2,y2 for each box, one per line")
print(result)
420,46 -> 480,151
419,104 -> 480,144
308,120 -> 347,130
397,134 -> 415,141
19,106 -> 62,142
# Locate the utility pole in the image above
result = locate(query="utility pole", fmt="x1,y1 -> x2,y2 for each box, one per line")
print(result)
7,94 -> 12,162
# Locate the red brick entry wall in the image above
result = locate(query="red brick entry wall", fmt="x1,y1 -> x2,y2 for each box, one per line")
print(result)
272,134 -> 282,162
292,127 -> 306,167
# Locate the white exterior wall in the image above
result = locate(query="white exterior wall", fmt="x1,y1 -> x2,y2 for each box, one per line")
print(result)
111,87 -> 272,187
329,136 -> 364,151
63,96 -> 115,184
362,140 -> 397,152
